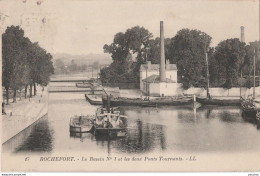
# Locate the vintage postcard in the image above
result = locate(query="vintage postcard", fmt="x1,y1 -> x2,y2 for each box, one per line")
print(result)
1,0 -> 260,172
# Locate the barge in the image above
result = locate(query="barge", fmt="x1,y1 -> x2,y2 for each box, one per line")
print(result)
196,97 -> 241,106
85,94 -> 103,105
102,96 -> 193,107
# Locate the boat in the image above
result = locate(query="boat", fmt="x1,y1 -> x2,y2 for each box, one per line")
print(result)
76,78 -> 101,88
69,115 -> 94,133
196,97 -> 241,106
141,103 -> 158,107
241,99 -> 260,119
85,94 -> 103,105
102,96 -> 193,107
76,82 -> 92,88
241,48 -> 259,120
91,108 -> 127,137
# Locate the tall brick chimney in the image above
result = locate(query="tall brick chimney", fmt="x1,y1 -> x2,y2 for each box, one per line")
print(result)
240,26 -> 245,43
160,21 -> 166,82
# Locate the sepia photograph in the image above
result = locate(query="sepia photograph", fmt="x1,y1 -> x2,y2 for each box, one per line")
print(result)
1,0 -> 260,173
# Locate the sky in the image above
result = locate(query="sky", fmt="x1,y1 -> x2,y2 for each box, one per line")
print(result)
0,0 -> 259,55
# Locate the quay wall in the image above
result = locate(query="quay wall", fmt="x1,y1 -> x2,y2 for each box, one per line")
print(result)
183,87 -> 260,98
2,89 -> 48,144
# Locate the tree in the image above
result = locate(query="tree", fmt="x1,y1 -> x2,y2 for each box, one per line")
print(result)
68,59 -> 77,72
102,26 -> 153,87
169,29 -> 212,89
2,26 -> 27,103
214,38 -> 246,89
54,59 -> 66,74
3,26 -> 54,101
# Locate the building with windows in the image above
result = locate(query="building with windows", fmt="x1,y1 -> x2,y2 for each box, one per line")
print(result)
139,21 -> 179,96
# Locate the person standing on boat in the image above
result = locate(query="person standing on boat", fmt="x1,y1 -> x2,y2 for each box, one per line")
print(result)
95,115 -> 104,127
110,115 -> 121,128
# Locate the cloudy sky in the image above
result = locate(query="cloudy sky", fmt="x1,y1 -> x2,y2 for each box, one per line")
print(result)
0,0 -> 259,55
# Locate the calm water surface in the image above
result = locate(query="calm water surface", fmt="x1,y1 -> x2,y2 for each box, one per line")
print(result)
3,92 -> 260,155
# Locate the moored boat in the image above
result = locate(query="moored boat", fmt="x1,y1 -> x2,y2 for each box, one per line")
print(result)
241,99 -> 260,121
196,97 -> 241,106
76,82 -> 92,88
69,115 -> 94,133
85,94 -> 103,105
92,108 -> 127,137
102,96 -> 193,107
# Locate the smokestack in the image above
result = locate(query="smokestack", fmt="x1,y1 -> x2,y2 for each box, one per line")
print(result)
240,26 -> 245,43
160,21 -> 166,82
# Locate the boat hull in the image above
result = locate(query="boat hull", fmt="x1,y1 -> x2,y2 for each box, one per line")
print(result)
102,97 -> 193,107
70,125 -> 92,133
69,116 -> 93,133
196,97 -> 241,106
85,94 -> 103,105
91,125 -> 126,137
76,83 -> 92,88
241,107 -> 257,120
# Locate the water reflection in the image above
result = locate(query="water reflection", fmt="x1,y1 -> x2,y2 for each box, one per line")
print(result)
2,115 -> 54,153
15,116 -> 54,153
113,120 -> 166,153
3,93 -> 260,154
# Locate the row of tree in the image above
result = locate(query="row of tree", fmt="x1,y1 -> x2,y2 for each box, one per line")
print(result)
101,26 -> 260,89
2,25 -> 54,104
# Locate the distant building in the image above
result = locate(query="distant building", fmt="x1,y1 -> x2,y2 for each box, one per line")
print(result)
139,21 -> 179,97
139,60 -> 178,96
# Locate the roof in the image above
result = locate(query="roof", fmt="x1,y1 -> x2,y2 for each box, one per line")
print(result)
140,64 -> 177,71
142,75 -> 176,83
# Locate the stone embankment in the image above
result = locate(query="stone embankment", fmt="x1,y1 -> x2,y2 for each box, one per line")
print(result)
2,88 -> 48,144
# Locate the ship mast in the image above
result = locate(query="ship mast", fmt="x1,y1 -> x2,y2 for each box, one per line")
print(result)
205,36 -> 210,99
240,26 -> 245,98
253,47 -> 256,99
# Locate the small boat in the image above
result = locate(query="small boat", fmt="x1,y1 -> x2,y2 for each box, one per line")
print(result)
241,99 -> 260,119
85,94 -> 103,105
196,97 -> 241,106
92,108 -> 127,137
69,115 -> 94,133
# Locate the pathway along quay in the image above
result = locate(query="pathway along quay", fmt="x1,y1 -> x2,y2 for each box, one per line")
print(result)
2,87 -> 48,144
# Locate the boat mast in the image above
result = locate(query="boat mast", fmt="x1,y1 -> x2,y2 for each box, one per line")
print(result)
253,47 -> 256,99
205,36 -> 210,99
240,26 -> 245,98
146,52 -> 148,96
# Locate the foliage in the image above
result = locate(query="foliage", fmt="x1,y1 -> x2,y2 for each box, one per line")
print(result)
102,26 -> 153,87
54,59 -> 66,74
2,25 -> 54,103
101,26 -> 259,90
214,38 -> 246,89
169,29 -> 212,89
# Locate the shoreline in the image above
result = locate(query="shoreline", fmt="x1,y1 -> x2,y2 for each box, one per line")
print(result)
2,88 -> 48,144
